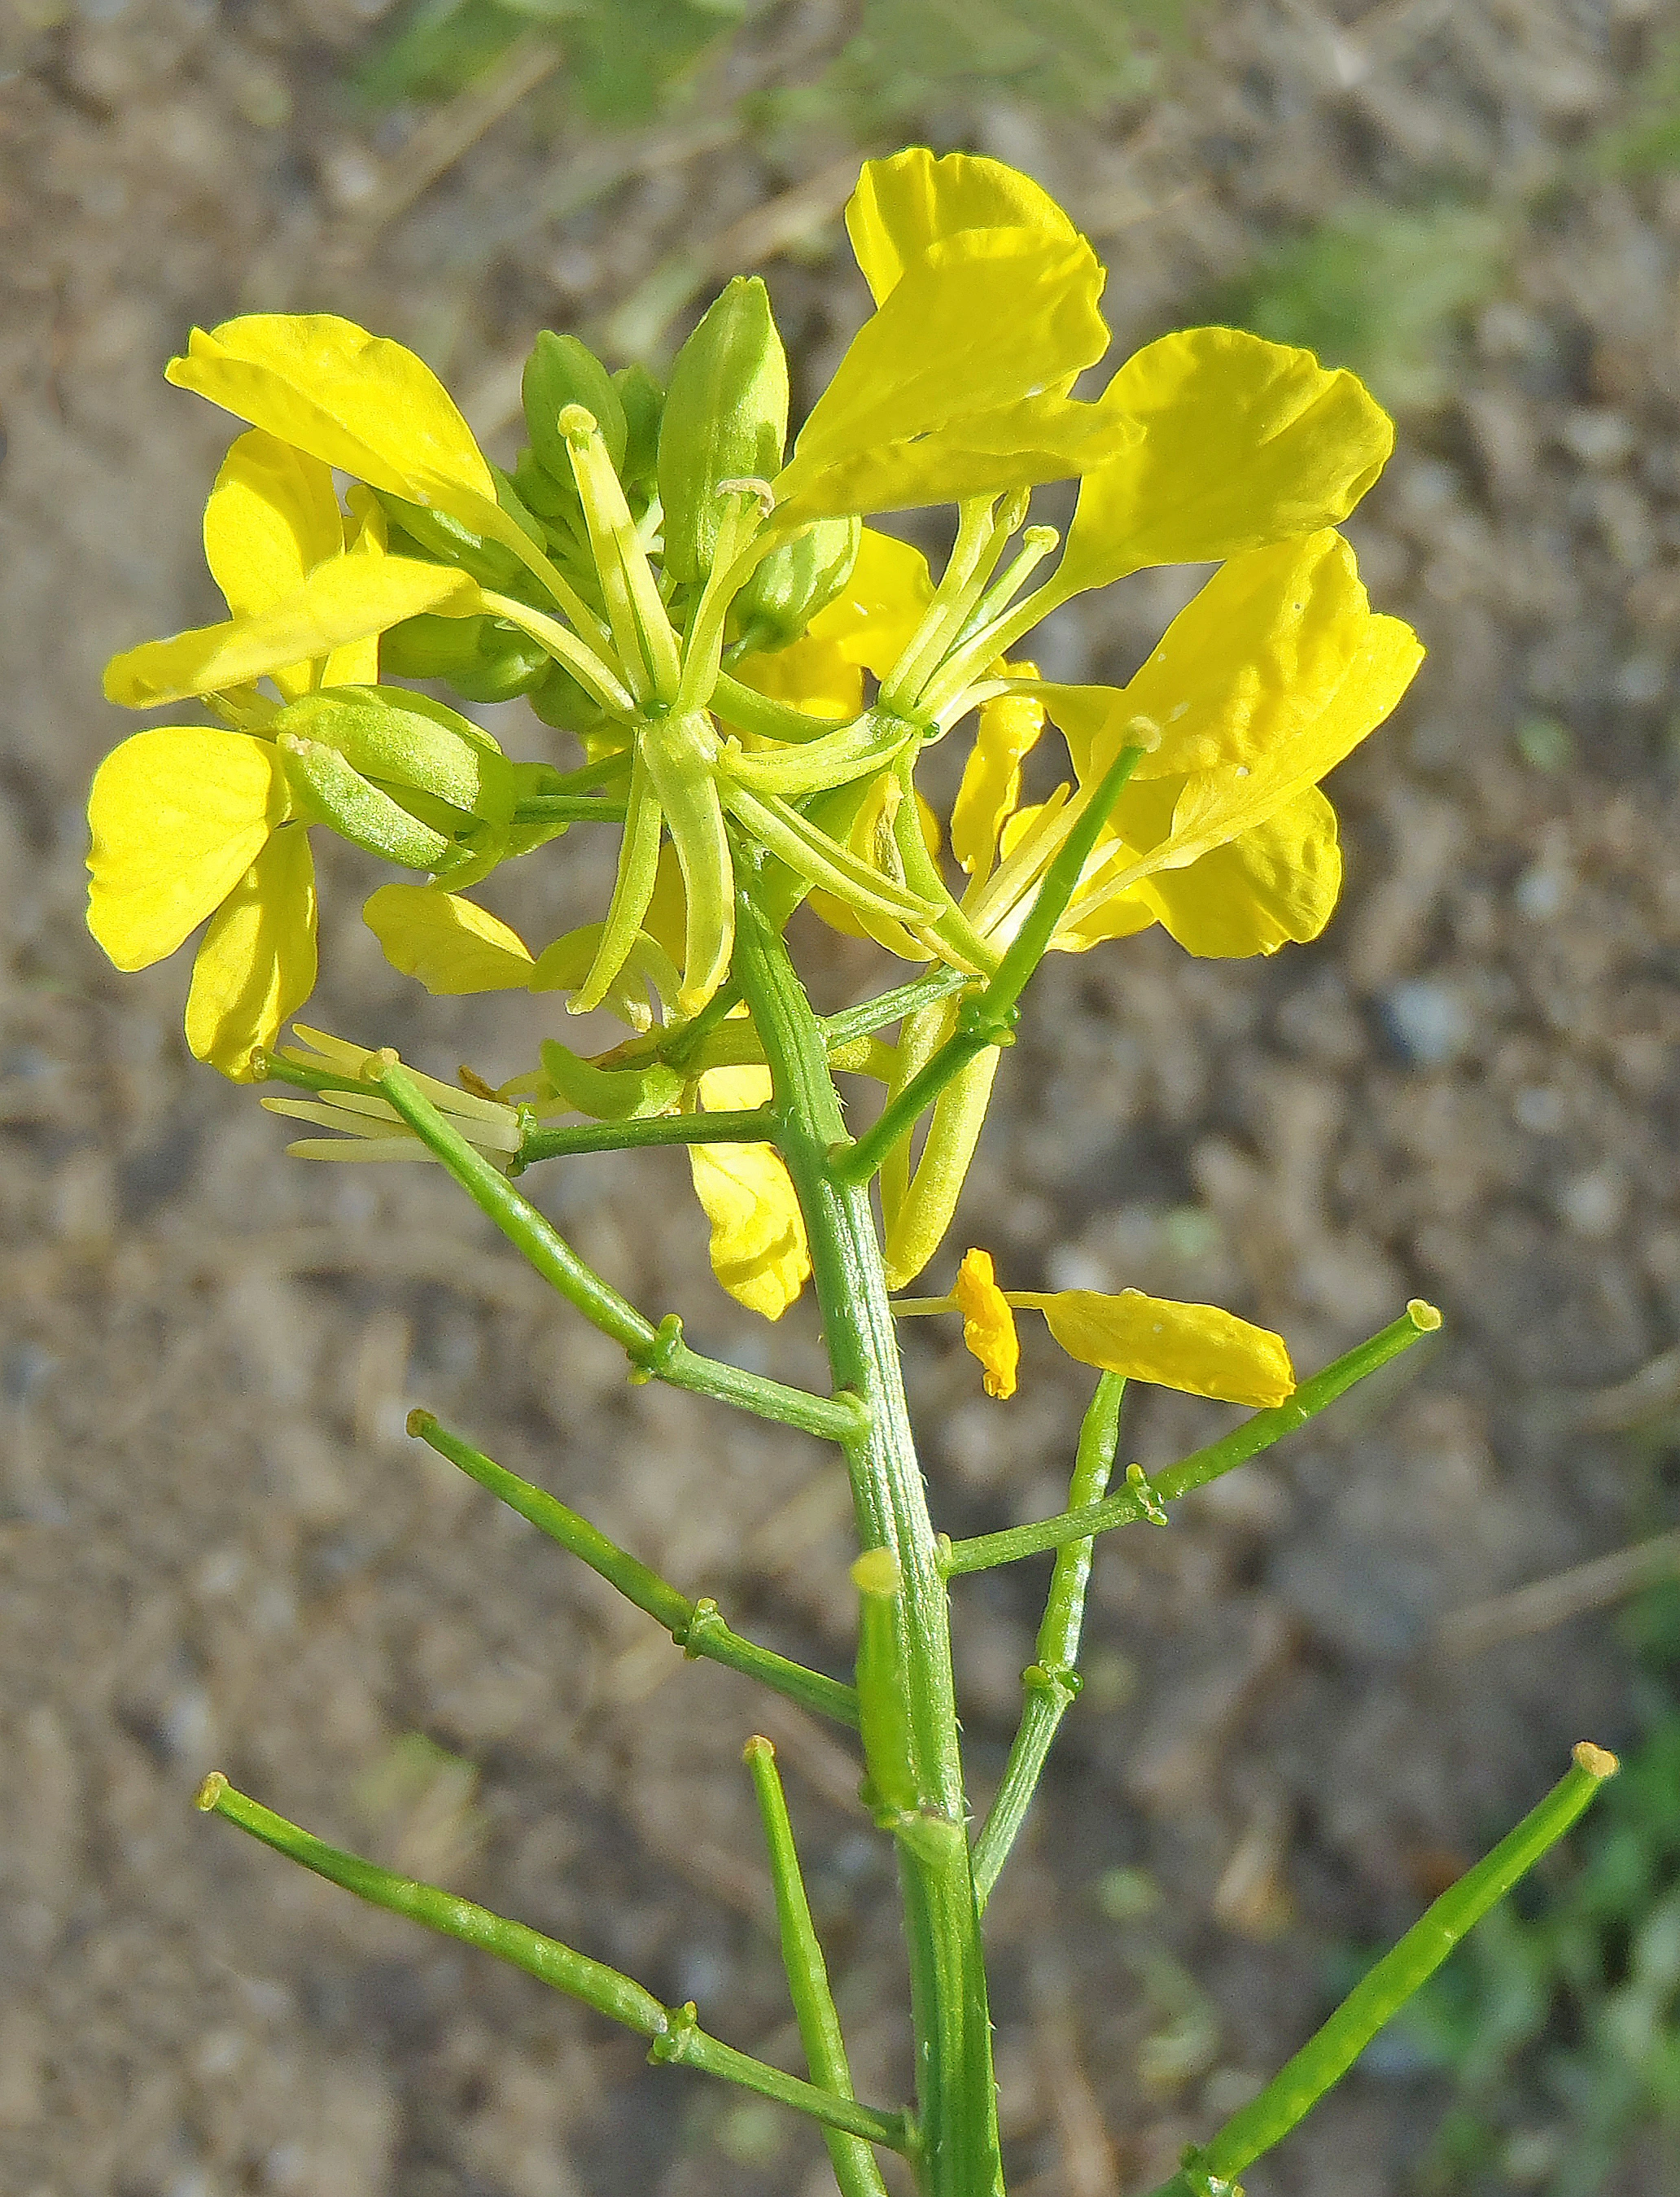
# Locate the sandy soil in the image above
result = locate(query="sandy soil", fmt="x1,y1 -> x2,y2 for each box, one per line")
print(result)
4,2 -> 1680,2192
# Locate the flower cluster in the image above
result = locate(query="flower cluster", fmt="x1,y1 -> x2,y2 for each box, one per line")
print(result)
88,147 -> 1420,1403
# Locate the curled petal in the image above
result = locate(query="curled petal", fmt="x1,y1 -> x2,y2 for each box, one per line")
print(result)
184,825 -> 317,1080
88,727 -> 287,970
952,674 -> 1046,879
808,527 -> 935,677
689,1066 -> 810,1320
1133,790 -> 1342,959
953,1248 -> 1019,1400
205,429 -> 345,699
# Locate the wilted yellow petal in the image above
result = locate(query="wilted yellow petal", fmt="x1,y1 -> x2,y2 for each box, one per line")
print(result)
184,825 -> 317,1080
776,229 -> 1116,520
847,147 -> 1078,304
689,1063 -> 810,1320
104,554 -> 481,707
952,670 -> 1045,878
953,1247 -> 1019,1400
1033,1289 -> 1295,1407
88,727 -> 287,970
363,883 -> 535,994
807,527 -> 934,676
1061,327 -> 1394,592
1136,789 -> 1342,958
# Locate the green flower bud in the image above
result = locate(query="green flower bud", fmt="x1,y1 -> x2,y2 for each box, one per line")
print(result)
537,1039 -> 683,1123
731,514 -> 861,654
381,613 -> 552,703
276,733 -> 453,870
523,330 -> 627,476
612,361 -> 664,493
273,687 -> 518,825
375,492 -> 529,593
528,659 -> 612,738
657,275 -> 788,584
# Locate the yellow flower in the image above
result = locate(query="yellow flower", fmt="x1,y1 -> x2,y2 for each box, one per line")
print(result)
87,727 -> 314,1080
960,532 -> 1423,961
952,1248 -> 1019,1399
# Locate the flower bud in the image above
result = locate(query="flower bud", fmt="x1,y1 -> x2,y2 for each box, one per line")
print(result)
613,362 -> 664,493
523,330 -> 627,476
731,515 -> 861,654
273,686 -> 517,825
658,275 -> 788,583
276,733 -> 453,869
381,612 -> 551,702
375,492 -> 529,593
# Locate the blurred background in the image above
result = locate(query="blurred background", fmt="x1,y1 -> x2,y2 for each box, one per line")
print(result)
4,2 -> 1680,2191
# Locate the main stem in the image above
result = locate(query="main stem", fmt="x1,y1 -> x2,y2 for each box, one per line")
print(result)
733,877 -> 1003,2197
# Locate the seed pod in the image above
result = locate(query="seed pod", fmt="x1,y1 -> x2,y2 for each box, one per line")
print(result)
523,331 -> 627,476
381,612 -> 551,703
613,361 -> 664,493
732,515 -> 861,654
277,733 -> 453,869
657,276 -> 788,584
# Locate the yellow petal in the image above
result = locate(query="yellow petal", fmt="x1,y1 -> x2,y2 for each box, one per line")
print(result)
104,554 -> 481,708
776,229 -> 1115,520
1036,1289 -> 1295,1407
184,825 -> 317,1080
735,632 -> 865,721
952,671 -> 1045,879
1121,612 -> 1422,890
362,882 -> 535,994
1136,788 -> 1342,958
319,487 -> 389,688
1061,327 -> 1395,591
807,527 -> 934,676
169,313 -> 494,509
88,727 -> 287,970
953,1247 -> 1020,1400
847,147 -> 1078,304
689,1066 -> 811,1320
204,429 -> 345,707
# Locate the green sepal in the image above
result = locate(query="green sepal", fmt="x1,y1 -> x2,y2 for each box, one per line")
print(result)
537,1039 -> 685,1122
276,733 -> 453,869
524,330 -> 628,475
382,612 -> 552,702
731,516 -> 861,654
270,686 -> 518,826
614,362 -> 664,492
658,275 -> 788,583
374,489 -> 532,594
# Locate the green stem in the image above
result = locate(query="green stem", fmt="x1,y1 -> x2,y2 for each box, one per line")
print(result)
832,742 -> 1145,1187
196,1775 -> 910,2155
372,1058 -> 868,1446
945,1304 -> 1441,1574
820,967 -> 975,1051
732,873 -> 1002,2197
518,1109 -> 775,1166
745,1737 -> 892,2197
970,1373 -> 1125,1906
1148,1744 -> 1619,2197
410,1412 -> 859,1727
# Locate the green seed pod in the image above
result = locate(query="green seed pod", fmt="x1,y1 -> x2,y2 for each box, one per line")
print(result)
273,686 -> 518,825
657,276 -> 788,584
731,514 -> 861,654
381,613 -> 552,703
276,733 -> 453,869
537,1039 -> 684,1123
612,361 -> 664,492
523,330 -> 627,476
